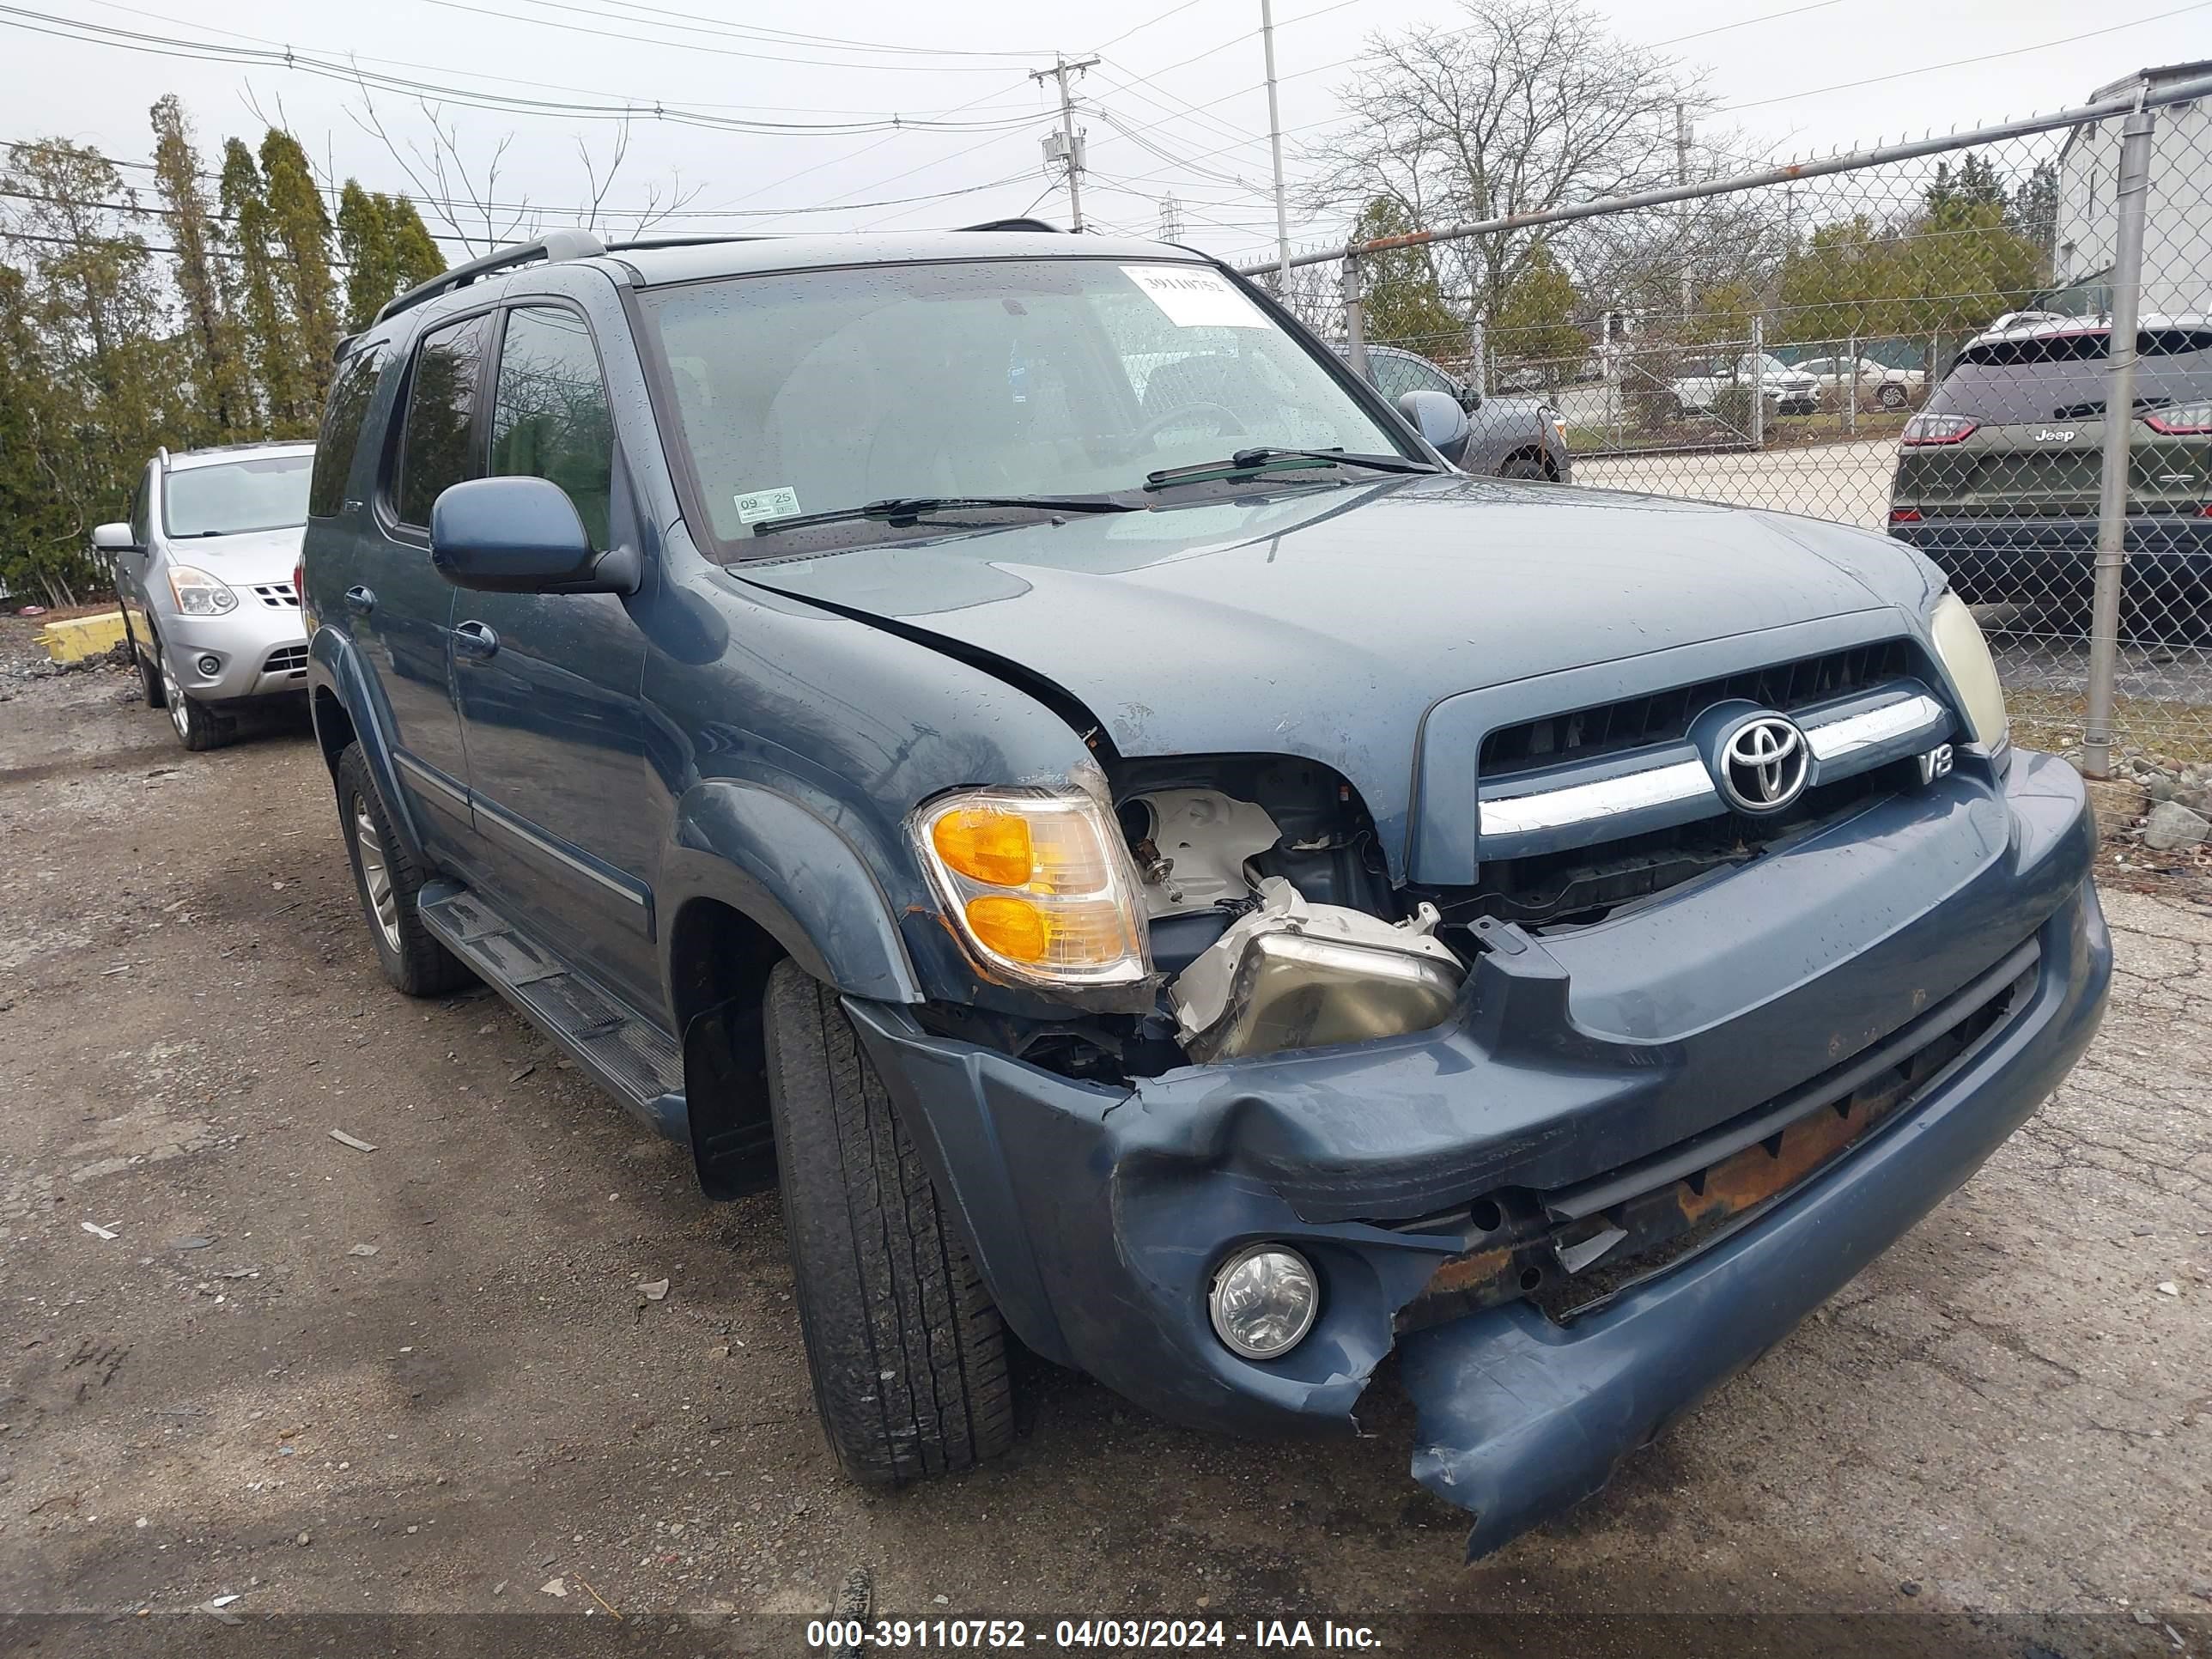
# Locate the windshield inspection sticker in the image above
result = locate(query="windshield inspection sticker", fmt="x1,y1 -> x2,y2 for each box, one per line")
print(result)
734,485 -> 802,525
1121,264 -> 1267,329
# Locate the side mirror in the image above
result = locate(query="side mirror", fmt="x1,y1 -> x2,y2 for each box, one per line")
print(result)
1456,386 -> 1481,413
429,477 -> 638,596
1397,388 -> 1471,466
92,522 -> 137,554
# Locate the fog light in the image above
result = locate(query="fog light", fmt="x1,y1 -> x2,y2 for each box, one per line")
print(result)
196,654 -> 221,677
1207,1244 -> 1318,1360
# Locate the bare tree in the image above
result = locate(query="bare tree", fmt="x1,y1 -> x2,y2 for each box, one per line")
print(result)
1300,0 -> 1705,323
349,85 -> 702,257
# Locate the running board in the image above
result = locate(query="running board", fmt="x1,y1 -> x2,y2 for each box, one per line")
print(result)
416,879 -> 688,1141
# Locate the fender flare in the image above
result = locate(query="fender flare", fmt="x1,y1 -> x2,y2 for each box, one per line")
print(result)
307,628 -> 428,867
661,779 -> 922,1005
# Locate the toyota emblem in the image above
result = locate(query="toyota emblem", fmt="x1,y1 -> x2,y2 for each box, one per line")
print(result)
1718,714 -> 1809,812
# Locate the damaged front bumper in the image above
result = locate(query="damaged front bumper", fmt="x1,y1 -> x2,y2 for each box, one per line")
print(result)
843,750 -> 2110,1557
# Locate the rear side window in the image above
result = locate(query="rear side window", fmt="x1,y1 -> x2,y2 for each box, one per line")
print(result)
309,343 -> 387,518
1930,328 -> 2212,424
489,307 -> 615,550
394,314 -> 490,527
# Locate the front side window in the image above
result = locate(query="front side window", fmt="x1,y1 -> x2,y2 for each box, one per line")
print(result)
489,307 -> 615,550
640,258 -> 1408,554
394,313 -> 490,527
129,471 -> 150,547
161,453 -> 313,538
310,343 -> 389,519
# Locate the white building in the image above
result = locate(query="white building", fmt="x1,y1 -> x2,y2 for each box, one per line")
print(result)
2052,62 -> 2212,319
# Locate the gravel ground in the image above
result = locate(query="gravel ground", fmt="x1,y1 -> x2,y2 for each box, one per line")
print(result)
1,617 -> 2208,1656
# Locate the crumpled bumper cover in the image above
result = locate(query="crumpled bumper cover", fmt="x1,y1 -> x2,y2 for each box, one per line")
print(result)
844,752 -> 2110,1560
1401,874 -> 2108,1557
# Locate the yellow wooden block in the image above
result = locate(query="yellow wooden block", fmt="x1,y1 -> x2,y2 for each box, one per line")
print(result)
34,610 -> 129,664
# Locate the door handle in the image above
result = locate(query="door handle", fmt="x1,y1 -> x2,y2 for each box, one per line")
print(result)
343,585 -> 376,615
453,619 -> 500,661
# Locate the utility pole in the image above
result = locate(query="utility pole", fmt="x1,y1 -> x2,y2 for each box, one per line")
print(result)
1032,54 -> 1098,232
1159,192 -> 1184,242
1675,101 -> 1692,322
1261,0 -> 1292,289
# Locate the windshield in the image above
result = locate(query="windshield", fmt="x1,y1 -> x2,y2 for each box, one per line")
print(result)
162,453 -> 313,538
639,258 -> 1408,551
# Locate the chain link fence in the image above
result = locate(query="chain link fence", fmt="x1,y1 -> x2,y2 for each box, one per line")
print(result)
1247,70 -> 2212,778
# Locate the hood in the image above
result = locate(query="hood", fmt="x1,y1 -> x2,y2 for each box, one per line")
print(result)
173,525 -> 304,586
735,475 -> 1924,866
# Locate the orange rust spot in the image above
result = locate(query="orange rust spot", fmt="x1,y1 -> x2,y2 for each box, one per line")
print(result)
1677,1100 -> 1868,1226
1420,1245 -> 1515,1297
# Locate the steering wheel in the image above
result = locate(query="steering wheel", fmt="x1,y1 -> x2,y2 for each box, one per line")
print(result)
1134,400 -> 1248,447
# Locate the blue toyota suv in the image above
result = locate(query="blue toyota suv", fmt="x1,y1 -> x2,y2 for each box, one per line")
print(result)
301,225 -> 2109,1559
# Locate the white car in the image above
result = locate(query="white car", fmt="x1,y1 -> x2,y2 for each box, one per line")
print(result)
1668,353 -> 1821,419
1791,353 -> 1923,411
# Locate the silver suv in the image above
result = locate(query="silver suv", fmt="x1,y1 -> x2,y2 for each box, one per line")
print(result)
94,441 -> 315,750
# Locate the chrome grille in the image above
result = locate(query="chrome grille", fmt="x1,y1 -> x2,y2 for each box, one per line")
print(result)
1480,640 -> 1919,782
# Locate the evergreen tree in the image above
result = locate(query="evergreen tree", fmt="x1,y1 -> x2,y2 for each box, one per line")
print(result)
1353,197 -> 1459,349
338,182 -> 446,331
1492,244 -> 1585,383
222,137 -> 299,432
149,94 -> 251,442
258,129 -> 341,421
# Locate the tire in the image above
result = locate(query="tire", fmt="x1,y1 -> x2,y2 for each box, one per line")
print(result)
335,742 -> 471,996
1498,453 -> 1547,480
763,959 -> 1014,1485
155,639 -> 227,751
1877,382 -> 1909,410
120,608 -> 165,708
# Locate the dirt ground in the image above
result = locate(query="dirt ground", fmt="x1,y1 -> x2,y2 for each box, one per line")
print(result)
2,617 -> 2209,1656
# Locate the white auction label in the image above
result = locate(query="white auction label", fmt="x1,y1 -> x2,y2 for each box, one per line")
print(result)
1121,264 -> 1267,329
734,485 -> 803,525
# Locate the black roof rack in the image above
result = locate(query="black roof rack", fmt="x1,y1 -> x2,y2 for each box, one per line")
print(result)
374,229 -> 607,325
602,234 -> 769,254
957,216 -> 1062,234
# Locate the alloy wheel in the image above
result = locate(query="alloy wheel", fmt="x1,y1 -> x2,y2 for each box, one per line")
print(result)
352,793 -> 403,953
161,654 -> 189,742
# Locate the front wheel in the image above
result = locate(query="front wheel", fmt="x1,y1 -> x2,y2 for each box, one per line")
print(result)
1877,382 -> 1909,410
763,959 -> 1015,1485
156,644 -> 226,751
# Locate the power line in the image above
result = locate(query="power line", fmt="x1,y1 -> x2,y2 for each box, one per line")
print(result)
401,0 -> 1042,73
64,0 -> 1043,118
473,0 -> 1054,59
0,7 -> 1053,131
1711,1 -> 2212,113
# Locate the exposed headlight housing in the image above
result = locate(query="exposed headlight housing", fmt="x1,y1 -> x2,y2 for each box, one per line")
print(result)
1929,591 -> 2009,751
913,786 -> 1150,989
167,565 -> 239,616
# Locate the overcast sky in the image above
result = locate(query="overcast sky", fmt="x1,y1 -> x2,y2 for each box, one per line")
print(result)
4,0 -> 2209,261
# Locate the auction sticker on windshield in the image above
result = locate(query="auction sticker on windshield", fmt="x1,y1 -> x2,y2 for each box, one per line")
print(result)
735,485 -> 803,525
1122,264 -> 1266,329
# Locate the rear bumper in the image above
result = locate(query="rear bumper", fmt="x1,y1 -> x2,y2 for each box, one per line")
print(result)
1892,514 -> 2212,594
846,752 -> 2106,1553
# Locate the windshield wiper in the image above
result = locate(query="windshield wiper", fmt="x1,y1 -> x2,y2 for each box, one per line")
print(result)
750,494 -> 1141,536
1144,447 -> 1437,489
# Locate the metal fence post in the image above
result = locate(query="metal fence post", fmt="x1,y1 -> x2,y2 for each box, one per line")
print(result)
2082,100 -> 2158,781
1751,317 -> 1765,448
1341,252 -> 1371,385
1847,332 -> 1858,436
1469,317 -> 1487,398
